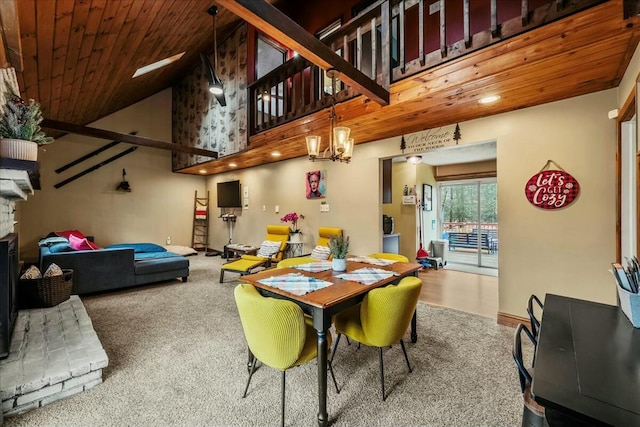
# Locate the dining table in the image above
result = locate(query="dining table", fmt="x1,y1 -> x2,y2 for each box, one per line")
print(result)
240,257 -> 423,427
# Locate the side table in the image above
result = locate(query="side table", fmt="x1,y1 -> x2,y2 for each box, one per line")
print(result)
285,241 -> 303,258
225,244 -> 258,260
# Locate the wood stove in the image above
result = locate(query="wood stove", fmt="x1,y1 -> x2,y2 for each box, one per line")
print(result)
0,233 -> 18,359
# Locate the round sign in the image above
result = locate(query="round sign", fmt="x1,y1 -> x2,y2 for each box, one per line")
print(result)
524,170 -> 579,210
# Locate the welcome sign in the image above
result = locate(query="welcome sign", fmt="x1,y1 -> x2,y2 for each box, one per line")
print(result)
525,169 -> 579,209
403,125 -> 458,153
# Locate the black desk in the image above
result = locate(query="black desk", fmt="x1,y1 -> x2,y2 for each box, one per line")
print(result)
532,294 -> 640,427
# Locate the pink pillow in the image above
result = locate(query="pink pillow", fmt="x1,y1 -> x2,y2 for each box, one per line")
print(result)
55,229 -> 86,240
69,234 -> 98,251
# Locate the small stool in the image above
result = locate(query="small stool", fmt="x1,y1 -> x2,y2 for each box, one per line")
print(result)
416,256 -> 442,270
220,255 -> 269,283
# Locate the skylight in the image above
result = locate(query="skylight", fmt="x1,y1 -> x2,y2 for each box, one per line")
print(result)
132,52 -> 186,78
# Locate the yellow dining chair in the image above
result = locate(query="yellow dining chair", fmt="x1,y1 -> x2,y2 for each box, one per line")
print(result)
330,276 -> 422,401
220,225 -> 290,282
234,284 -> 339,427
368,253 -> 409,262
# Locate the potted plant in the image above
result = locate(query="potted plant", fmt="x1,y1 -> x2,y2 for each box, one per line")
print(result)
328,234 -> 349,271
0,87 -> 54,161
280,212 -> 304,243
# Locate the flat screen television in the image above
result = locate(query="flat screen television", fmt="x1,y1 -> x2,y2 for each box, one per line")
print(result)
217,180 -> 241,208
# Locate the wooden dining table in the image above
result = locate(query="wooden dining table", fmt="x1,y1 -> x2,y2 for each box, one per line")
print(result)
241,259 -> 423,427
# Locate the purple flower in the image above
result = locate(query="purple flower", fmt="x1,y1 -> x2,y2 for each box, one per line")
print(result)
280,212 -> 305,233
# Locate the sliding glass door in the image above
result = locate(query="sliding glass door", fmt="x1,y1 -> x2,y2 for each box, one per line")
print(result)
439,179 -> 498,268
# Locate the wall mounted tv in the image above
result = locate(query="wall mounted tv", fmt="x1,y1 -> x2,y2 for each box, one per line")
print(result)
217,180 -> 242,208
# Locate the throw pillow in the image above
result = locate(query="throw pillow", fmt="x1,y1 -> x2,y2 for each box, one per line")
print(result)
69,234 -> 99,251
311,245 -> 331,260
48,243 -> 75,253
38,236 -> 69,247
20,265 -> 41,280
257,240 -> 281,258
55,229 -> 86,240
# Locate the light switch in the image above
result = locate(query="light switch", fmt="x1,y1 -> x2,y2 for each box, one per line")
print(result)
262,205 -> 266,212
275,205 -> 279,213
324,204 -> 330,212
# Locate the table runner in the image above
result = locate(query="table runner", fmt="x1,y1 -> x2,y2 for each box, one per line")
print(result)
293,260 -> 333,272
337,267 -> 399,286
347,256 -> 396,266
257,272 -> 333,296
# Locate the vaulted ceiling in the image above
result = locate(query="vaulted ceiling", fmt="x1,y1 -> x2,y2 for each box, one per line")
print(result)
1,0 -> 639,176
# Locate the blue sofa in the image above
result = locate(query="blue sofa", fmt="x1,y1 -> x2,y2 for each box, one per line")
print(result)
39,242 -> 189,295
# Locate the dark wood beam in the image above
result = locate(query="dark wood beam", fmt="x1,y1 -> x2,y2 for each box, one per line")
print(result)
217,0 -> 390,106
41,119 -> 218,158
0,0 -> 23,70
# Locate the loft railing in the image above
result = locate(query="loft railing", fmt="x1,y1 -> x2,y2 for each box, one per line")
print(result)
248,0 -> 607,136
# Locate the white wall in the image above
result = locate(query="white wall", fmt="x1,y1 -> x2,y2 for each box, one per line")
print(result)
18,89 -> 206,259
207,89 -> 618,318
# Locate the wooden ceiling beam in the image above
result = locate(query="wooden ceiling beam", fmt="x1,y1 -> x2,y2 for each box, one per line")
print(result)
217,0 -> 390,106
41,119 -> 219,158
0,0 -> 23,71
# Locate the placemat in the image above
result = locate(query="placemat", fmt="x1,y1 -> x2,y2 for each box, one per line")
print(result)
337,267 -> 399,286
347,256 -> 396,266
293,260 -> 333,272
257,272 -> 333,296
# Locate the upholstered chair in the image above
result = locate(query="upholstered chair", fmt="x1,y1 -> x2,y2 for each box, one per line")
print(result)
368,253 -> 409,263
331,276 -> 422,400
234,283 -> 339,427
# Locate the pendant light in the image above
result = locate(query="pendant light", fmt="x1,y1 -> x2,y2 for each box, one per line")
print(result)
200,6 -> 226,107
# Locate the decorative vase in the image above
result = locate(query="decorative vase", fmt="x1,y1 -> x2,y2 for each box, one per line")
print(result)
332,258 -> 347,272
0,138 -> 38,161
289,232 -> 302,243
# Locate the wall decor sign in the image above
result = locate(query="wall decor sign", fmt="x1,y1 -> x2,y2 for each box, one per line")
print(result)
401,124 -> 459,154
525,160 -> 579,210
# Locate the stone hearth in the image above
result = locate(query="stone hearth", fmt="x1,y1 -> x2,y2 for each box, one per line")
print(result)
0,296 -> 108,417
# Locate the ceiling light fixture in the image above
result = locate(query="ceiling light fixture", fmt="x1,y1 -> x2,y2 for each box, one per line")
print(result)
479,95 -> 500,104
200,6 -> 226,106
407,155 -> 422,164
229,162 -> 237,168
271,151 -> 281,157
306,69 -> 353,163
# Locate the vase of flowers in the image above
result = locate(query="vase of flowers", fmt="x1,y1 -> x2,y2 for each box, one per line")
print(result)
0,88 -> 54,161
280,212 -> 304,243
328,234 -> 349,272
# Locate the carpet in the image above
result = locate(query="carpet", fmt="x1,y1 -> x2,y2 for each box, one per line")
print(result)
4,254 -> 523,427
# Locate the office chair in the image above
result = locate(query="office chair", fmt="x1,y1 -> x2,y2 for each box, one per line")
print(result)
331,276 -> 422,401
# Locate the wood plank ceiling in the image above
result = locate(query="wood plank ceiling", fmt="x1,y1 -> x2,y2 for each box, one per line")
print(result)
3,0 -> 640,176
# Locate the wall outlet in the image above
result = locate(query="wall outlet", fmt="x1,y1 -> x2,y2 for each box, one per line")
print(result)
262,205 -> 266,212
275,205 -> 279,213
166,236 -> 171,245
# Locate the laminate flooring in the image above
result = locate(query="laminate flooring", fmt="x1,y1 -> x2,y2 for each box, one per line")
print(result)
418,266 -> 498,319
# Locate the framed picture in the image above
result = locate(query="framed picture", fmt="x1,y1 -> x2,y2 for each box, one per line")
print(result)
423,184 -> 432,211
306,170 -> 326,199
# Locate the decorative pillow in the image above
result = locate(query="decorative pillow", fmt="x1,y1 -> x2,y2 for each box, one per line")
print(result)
20,265 -> 42,280
257,240 -> 282,258
163,245 -> 198,256
311,245 -> 331,260
38,236 -> 69,247
106,243 -> 167,253
69,234 -> 99,251
43,263 -> 63,277
55,229 -> 86,240
48,243 -> 75,253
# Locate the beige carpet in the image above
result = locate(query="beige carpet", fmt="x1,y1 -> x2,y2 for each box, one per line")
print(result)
4,254 -> 523,426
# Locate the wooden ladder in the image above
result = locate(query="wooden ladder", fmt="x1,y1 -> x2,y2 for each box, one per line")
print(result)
191,191 -> 210,252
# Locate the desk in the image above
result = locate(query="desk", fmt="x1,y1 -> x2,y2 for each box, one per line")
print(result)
242,260 -> 422,427
532,294 -> 640,427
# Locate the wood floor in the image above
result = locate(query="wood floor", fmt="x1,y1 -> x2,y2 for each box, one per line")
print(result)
418,267 -> 498,319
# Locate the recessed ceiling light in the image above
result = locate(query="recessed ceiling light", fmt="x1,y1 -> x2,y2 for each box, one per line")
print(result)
229,162 -> 237,168
479,95 -> 500,104
271,151 -> 281,157
199,169 -> 207,174
132,52 -> 186,78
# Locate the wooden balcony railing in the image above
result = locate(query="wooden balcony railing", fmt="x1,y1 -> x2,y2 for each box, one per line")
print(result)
248,0 -> 608,136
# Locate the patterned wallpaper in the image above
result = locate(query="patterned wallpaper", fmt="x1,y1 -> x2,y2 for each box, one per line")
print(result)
172,24 -> 248,170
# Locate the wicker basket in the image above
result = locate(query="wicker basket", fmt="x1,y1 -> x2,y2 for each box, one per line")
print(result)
19,269 -> 73,309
